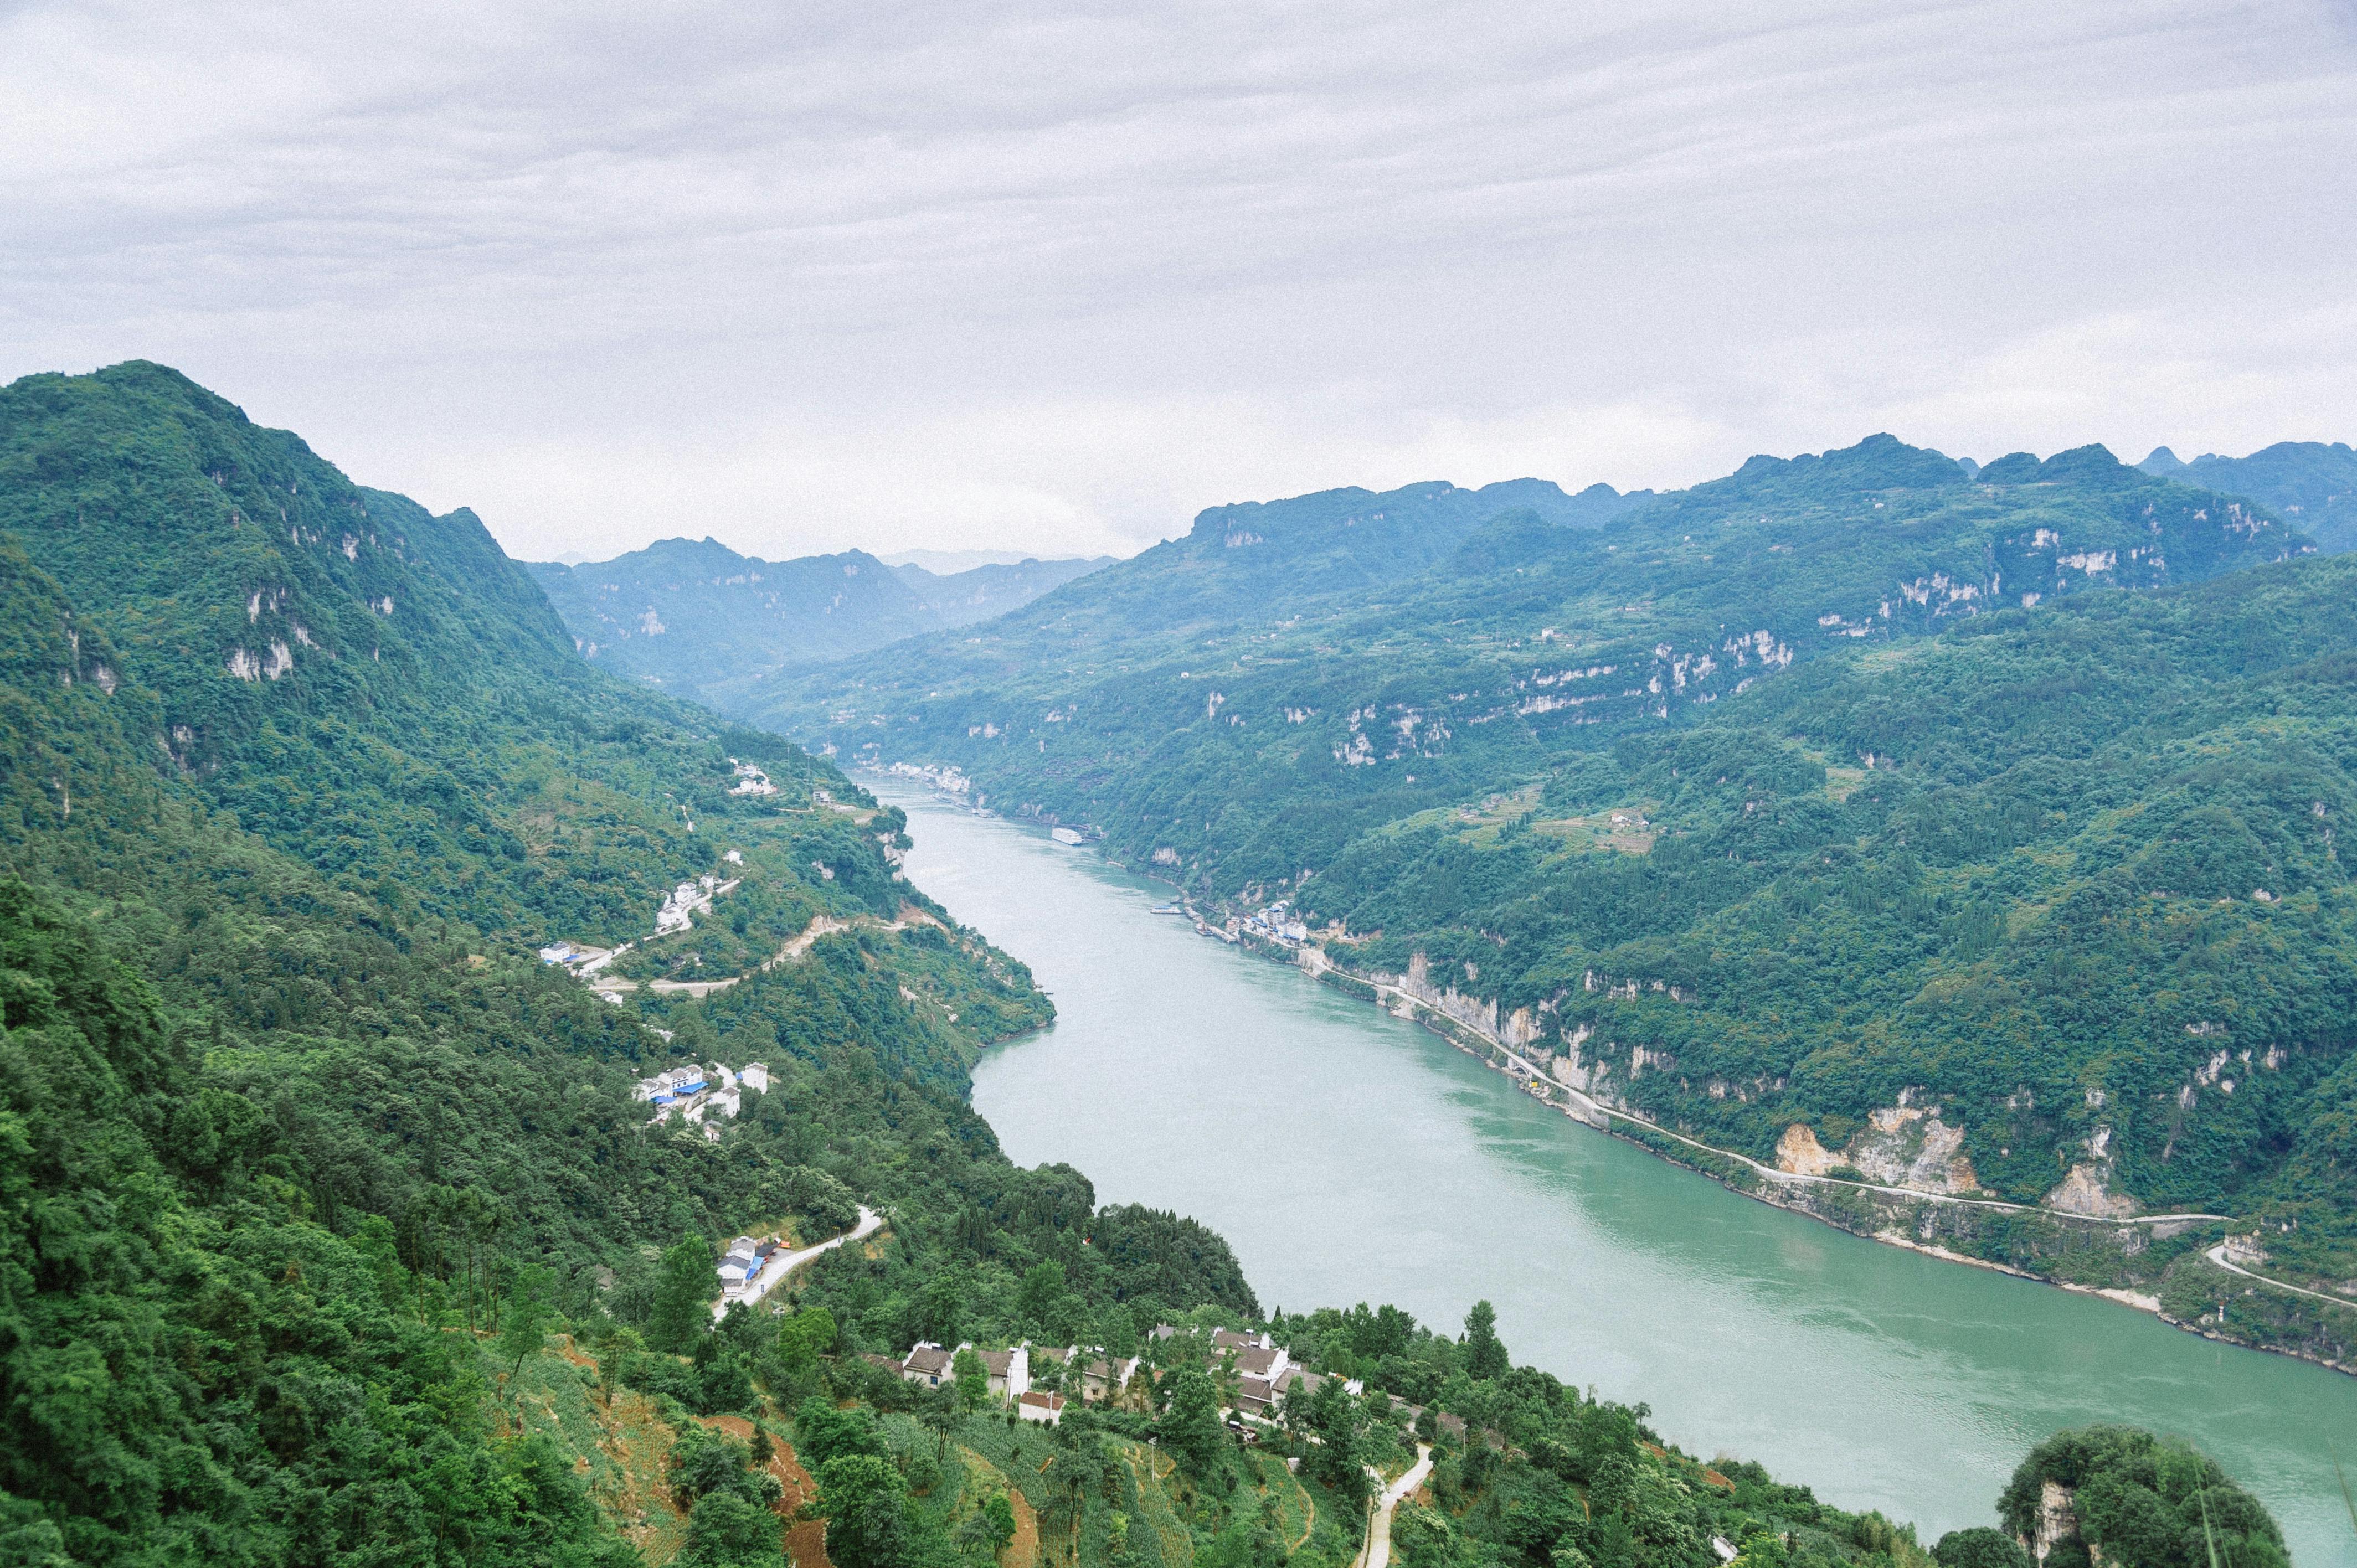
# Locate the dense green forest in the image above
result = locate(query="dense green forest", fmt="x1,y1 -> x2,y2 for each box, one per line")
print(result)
0,364 -> 2295,1567
0,364 -> 1241,1564
737,434 -> 2357,1356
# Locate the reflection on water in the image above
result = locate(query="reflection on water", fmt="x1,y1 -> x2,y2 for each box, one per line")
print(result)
881,785 -> 2357,1565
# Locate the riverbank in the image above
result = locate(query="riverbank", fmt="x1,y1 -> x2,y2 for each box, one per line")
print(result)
871,771 -> 2357,1374
1213,921 -> 2357,1378
876,778 -> 2357,1562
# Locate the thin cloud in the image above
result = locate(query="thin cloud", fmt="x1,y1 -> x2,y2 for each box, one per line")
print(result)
2,0 -> 2351,558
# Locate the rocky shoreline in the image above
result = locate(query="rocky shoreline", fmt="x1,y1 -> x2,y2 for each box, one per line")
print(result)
868,772 -> 2357,1379
1239,925 -> 2357,1378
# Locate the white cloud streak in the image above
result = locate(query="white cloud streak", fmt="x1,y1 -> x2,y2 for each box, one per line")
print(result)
3,0 -> 2352,559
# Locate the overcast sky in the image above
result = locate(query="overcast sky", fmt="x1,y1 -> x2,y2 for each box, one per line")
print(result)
4,1 -> 2353,562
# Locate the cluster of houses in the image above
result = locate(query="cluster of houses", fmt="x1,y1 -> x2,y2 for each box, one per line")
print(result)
656,871 -> 742,937
539,938 -> 625,975
632,1061 -> 770,1140
1240,901 -> 1311,947
883,761 -> 972,797
729,759 -> 780,796
719,1233 -> 787,1298
869,1324 -> 1437,1435
537,855 -> 750,1000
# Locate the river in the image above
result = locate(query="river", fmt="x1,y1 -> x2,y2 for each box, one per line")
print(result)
879,783 -> 2357,1564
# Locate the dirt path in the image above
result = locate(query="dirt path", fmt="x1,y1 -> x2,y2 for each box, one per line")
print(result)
986,1455 -> 1041,1568
704,1414 -> 833,1568
1353,1445 -> 1433,1568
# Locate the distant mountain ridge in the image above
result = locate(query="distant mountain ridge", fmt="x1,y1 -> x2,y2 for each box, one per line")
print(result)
2139,440 -> 2357,553
526,536 -> 1108,702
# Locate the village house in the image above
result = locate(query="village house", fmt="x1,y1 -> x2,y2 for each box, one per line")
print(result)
1017,1390 -> 1066,1425
981,1346 -> 1031,1402
634,1064 -> 709,1103
892,1340 -> 1034,1401
1078,1354 -> 1140,1402
900,1343 -> 955,1389
634,1062 -> 765,1132
717,1235 -> 779,1296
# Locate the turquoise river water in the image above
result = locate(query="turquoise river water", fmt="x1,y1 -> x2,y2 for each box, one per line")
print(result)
878,785 -> 2357,1564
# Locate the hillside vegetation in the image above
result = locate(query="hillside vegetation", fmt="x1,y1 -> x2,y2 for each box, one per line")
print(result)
737,434 -> 2357,1361
0,364 -> 2296,1567
0,363 -> 1237,1564
2141,440 -> 2357,554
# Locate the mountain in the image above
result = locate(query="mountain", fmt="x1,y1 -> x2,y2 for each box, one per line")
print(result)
0,363 -> 1243,1562
889,553 -> 1116,621
0,365 -> 2291,1563
743,435 -> 2307,869
526,537 -> 1108,703
2140,441 -> 2357,553
734,434 -> 2357,1367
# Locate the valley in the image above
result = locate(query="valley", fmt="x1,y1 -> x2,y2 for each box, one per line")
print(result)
0,363 -> 2326,1568
884,782 -> 2357,1566
718,437 -> 2357,1381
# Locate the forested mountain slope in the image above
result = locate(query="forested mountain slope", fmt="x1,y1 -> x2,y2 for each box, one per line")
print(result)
0,365 -> 2295,1565
0,363 -> 1248,1564
2140,440 -> 2357,553
527,538 -> 1108,704
726,476 -> 1649,726
737,434 -> 2357,1363
748,436 -> 2306,880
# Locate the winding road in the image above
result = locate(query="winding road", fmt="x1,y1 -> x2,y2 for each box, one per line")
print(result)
1355,1444 -> 1434,1568
714,1205 -> 882,1322
2204,1241 -> 2357,1309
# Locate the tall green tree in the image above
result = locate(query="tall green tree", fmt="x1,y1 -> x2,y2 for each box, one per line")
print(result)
680,1490 -> 785,1567
954,1345 -> 990,1412
650,1235 -> 719,1354
815,1453 -> 951,1568
1161,1367 -> 1225,1476
496,1263 -> 557,1392
1463,1300 -> 1509,1381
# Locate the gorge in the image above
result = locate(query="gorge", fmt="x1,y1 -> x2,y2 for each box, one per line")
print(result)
878,783 -> 2357,1567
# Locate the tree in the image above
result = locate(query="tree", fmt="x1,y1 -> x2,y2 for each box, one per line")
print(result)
1160,1367 -> 1224,1476
1933,1529 -> 2031,1568
954,1490 -> 1017,1564
815,1453 -> 922,1568
918,1271 -> 966,1346
1298,1378 -> 1367,1500
650,1235 -> 719,1354
598,1325 -> 644,1410
917,1389 -> 960,1459
797,1397 -> 888,1469
680,1489 -> 785,1567
1462,1301 -> 1508,1381
1996,1427 -> 2285,1568
1391,1504 -> 1465,1568
675,1429 -> 761,1502
1017,1260 -> 1067,1328
495,1263 -> 555,1394
954,1346 -> 990,1412
780,1305 -> 839,1368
